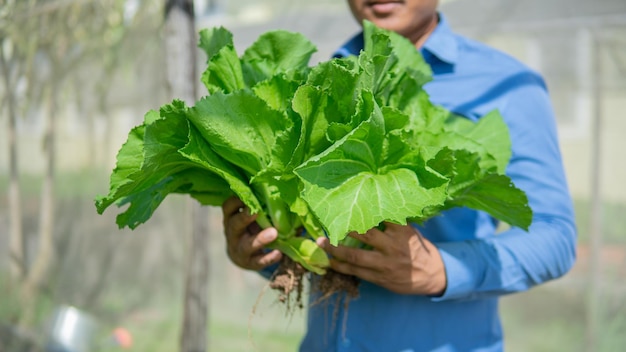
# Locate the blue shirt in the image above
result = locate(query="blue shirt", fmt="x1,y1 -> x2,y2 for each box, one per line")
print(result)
299,15 -> 577,352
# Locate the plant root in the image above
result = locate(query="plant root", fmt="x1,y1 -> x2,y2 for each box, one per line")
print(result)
268,256 -> 307,311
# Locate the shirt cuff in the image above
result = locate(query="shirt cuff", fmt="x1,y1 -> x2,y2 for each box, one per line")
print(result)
258,262 -> 279,280
431,240 -> 484,301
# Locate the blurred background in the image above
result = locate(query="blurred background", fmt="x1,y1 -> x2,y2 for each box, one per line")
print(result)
0,0 -> 625,351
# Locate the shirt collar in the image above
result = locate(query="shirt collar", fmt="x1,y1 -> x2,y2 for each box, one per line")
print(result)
332,32 -> 364,58
422,13 -> 459,65
334,13 -> 459,65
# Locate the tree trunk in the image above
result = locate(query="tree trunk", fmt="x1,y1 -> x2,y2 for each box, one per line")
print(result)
180,203 -> 210,352
163,1 -> 210,351
0,45 -> 25,284
164,0 -> 197,103
23,80 -> 57,303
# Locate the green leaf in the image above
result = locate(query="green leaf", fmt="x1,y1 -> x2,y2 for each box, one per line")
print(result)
114,170 -> 203,229
447,173 -> 532,230
198,27 -> 245,94
292,84 -> 332,157
241,30 -> 316,87
360,20 -> 432,104
98,23 -> 534,277
306,59 -> 360,120
187,91 -> 298,177
179,123 -> 263,214
95,121 -> 147,214
96,101 -> 202,228
446,110 -> 512,173
298,167 -> 447,245
428,148 -> 532,230
295,92 -> 447,244
252,74 -> 302,112
198,26 -> 234,59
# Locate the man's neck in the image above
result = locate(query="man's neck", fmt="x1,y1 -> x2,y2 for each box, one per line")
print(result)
411,14 -> 439,49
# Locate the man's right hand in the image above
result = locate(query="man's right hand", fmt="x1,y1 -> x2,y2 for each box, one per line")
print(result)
222,196 -> 282,271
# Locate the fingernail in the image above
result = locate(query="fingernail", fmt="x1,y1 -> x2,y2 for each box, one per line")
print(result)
262,228 -> 277,241
271,250 -> 282,262
315,237 -> 327,248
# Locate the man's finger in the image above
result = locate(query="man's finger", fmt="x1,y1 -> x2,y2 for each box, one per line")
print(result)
329,258 -> 380,284
243,229 -> 280,270
224,207 -> 257,243
249,249 -> 283,270
347,227 -> 386,248
318,237 -> 383,270
222,196 -> 245,217
244,227 -> 278,255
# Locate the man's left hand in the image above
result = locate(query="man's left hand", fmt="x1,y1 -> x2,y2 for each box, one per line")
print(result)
316,222 -> 447,296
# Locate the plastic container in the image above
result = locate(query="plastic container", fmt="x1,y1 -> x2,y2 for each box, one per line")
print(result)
44,305 -> 99,352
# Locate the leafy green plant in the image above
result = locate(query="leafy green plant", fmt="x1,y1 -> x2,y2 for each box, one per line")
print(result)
95,22 -> 531,276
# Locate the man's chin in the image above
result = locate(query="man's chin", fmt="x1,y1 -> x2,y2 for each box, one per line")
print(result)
363,17 -> 405,34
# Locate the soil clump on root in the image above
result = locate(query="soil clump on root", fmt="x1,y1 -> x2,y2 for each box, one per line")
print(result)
315,269 -> 360,302
269,256 -> 307,310
250,257 -> 361,345
268,257 -> 360,311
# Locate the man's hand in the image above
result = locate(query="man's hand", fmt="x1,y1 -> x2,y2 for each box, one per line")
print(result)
222,197 -> 282,270
316,222 -> 447,296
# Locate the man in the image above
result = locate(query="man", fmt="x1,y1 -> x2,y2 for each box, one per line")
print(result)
222,0 -> 577,351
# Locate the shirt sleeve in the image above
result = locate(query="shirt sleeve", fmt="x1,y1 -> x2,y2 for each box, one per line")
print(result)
433,72 -> 578,301
258,262 -> 279,280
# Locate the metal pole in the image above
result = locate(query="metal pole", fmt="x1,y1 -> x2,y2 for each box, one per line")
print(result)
586,30 -> 604,352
